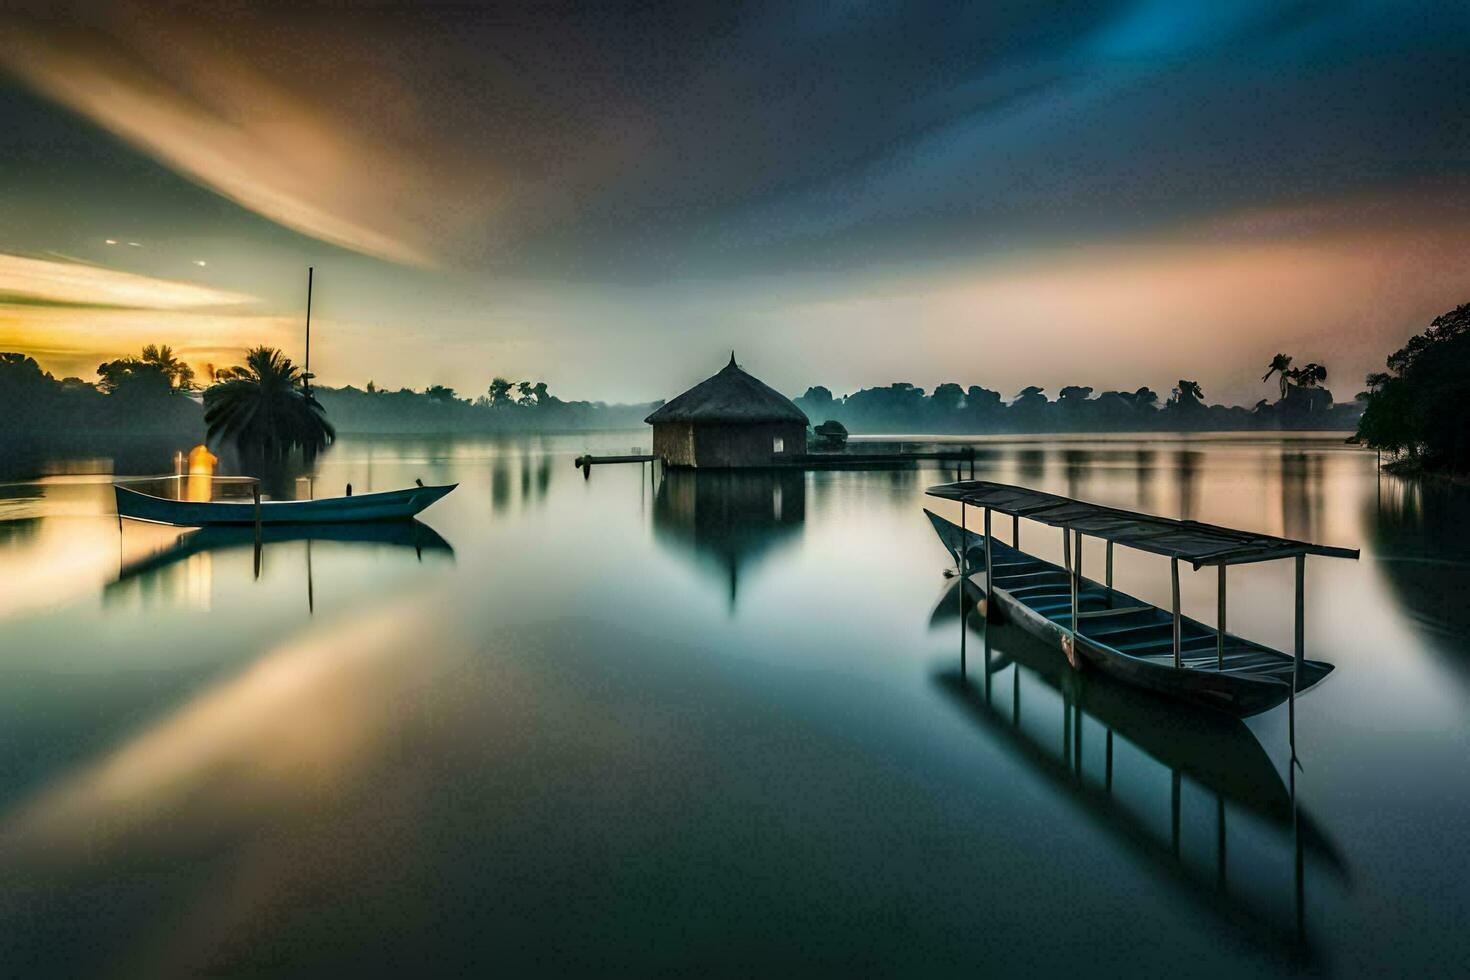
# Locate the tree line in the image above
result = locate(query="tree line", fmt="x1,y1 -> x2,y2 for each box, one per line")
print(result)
794,357 -> 1355,434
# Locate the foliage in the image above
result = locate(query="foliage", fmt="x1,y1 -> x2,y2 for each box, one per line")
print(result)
813,419 -> 849,449
1356,303 -> 1470,472
204,347 -> 334,460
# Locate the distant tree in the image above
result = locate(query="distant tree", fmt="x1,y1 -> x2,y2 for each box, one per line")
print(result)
931,383 -> 964,412
965,386 -> 1002,410
1058,385 -> 1093,403
1132,387 -> 1160,409
1262,353 -> 1294,400
0,352 -> 48,392
205,347 -> 334,461
424,385 -> 458,403
1288,363 -> 1327,388
800,385 -> 834,406
140,344 -> 196,391
813,419 -> 849,449
366,380 -> 378,394
1170,379 -> 1204,408
96,355 -> 172,400
1012,386 -> 1047,408
487,377 -> 514,405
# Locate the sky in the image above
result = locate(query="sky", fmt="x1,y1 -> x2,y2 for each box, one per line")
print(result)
1,0 -> 1468,406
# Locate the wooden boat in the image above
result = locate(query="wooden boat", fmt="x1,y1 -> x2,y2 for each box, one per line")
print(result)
923,482 -> 1358,717
115,482 -> 456,527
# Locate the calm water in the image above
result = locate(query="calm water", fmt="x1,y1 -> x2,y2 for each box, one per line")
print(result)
1,432 -> 1467,976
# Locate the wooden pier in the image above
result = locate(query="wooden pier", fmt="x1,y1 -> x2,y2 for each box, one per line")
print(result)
574,445 -> 976,475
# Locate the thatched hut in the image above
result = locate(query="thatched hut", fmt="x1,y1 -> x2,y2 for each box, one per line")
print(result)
646,354 -> 809,468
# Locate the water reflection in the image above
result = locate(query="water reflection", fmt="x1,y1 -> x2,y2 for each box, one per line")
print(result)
652,469 -> 805,611
105,521 -> 454,610
1369,475 -> 1470,664
933,596 -> 1346,955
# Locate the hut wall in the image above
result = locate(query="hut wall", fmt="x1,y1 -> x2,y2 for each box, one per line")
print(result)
690,422 -> 807,468
653,422 -> 698,467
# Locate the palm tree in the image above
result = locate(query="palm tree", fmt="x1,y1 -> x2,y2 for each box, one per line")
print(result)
140,344 -> 196,391
204,347 -> 333,460
1262,353 -> 1294,399
1290,362 -> 1327,388
1172,379 -> 1204,407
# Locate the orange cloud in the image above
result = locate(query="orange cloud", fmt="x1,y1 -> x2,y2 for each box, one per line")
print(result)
0,252 -> 255,309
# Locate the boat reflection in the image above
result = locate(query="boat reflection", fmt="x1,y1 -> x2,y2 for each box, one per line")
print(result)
107,520 -> 454,604
652,469 -> 805,611
931,587 -> 1346,955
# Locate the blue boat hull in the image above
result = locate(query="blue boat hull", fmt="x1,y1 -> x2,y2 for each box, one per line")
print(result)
115,483 -> 456,526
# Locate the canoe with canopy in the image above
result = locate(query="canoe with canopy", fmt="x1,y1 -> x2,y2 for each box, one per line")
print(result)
924,480 -> 1360,717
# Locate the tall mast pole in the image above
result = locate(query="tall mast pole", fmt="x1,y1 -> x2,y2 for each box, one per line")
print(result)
304,266 -> 314,395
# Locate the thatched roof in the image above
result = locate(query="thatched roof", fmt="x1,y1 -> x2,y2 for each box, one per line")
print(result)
645,354 -> 809,425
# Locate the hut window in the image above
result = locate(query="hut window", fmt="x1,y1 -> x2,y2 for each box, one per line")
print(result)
773,437 -> 785,454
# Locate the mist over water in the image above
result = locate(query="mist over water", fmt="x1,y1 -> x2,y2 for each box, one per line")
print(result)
1,431 -> 1467,975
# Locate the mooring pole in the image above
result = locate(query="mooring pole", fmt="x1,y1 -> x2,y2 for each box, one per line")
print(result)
1292,554 -> 1305,750
1217,564 -> 1227,670
303,266 -> 313,396
1171,557 -> 1182,668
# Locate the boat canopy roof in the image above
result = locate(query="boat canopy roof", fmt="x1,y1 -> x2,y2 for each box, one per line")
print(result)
926,480 -> 1359,568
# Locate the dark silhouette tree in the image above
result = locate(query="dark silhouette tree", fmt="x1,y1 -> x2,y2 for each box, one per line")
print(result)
140,344 -> 196,391
204,347 -> 334,461
931,383 -> 964,412
1356,302 -> 1470,472
487,377 -> 514,405
1262,353 -> 1294,399
1170,379 -> 1204,408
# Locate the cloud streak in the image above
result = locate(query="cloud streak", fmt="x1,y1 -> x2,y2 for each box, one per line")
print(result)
0,10 -> 456,267
0,252 -> 254,309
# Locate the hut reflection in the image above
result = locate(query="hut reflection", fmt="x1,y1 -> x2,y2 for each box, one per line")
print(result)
652,469 -> 806,612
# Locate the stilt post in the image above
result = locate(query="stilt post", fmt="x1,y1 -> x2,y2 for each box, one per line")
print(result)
1217,564 -> 1227,670
1294,555 -> 1305,674
983,507 -> 993,592
1069,530 -> 1080,635
1171,557 -> 1182,668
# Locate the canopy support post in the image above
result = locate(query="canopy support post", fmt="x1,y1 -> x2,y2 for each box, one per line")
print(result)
1105,539 -> 1114,605
959,502 -> 967,677
959,501 -> 967,576
1294,555 -> 1305,674
1217,564 -> 1227,670
983,507 -> 993,593
1012,513 -> 1019,549
1070,532 -> 1080,636
1292,554 -> 1305,749
1171,557 -> 1182,669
